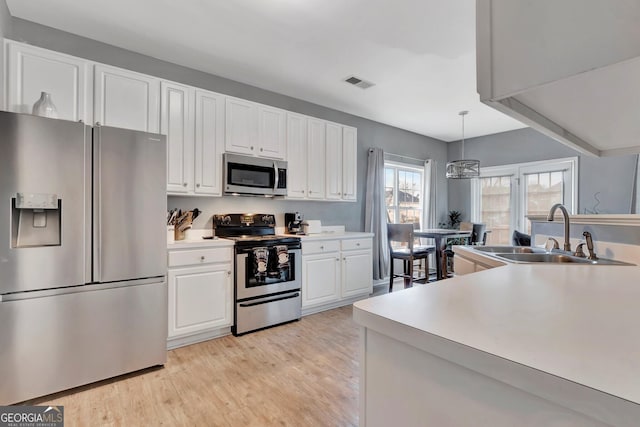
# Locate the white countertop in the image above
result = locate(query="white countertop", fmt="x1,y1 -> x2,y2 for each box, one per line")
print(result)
167,237 -> 234,250
296,231 -> 374,241
354,263 -> 640,406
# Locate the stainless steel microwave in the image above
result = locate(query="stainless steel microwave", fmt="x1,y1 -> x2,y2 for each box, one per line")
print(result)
223,153 -> 288,196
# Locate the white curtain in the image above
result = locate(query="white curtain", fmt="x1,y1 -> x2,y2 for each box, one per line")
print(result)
365,148 -> 389,281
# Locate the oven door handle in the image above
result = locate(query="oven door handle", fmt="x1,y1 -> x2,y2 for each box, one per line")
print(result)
239,292 -> 300,308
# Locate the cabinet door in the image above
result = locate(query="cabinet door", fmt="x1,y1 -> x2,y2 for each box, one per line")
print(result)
342,126 -> 358,201
342,249 -> 373,298
6,42 -> 91,123
162,81 -> 194,194
453,255 -> 476,276
258,105 -> 286,159
307,118 -> 326,200
94,64 -> 160,132
225,97 -> 258,155
302,253 -> 341,307
325,122 -> 343,200
168,264 -> 233,338
194,90 -> 225,195
286,112 -> 308,199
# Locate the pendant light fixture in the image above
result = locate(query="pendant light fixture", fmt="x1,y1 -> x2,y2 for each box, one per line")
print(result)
446,110 -> 480,179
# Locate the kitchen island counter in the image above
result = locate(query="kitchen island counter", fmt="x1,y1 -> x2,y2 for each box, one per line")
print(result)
353,264 -> 640,426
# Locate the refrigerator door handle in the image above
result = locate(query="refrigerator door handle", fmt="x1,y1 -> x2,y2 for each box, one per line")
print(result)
92,127 -> 102,282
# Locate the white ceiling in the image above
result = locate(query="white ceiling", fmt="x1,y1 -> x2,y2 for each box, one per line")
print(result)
7,0 -> 526,141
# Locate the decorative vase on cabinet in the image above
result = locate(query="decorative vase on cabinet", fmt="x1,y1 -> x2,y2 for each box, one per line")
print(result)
32,92 -> 58,118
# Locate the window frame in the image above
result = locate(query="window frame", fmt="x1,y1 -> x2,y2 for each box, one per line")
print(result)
471,157 -> 578,241
384,160 -> 424,226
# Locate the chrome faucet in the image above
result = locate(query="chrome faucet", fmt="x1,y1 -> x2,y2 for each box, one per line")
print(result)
547,203 -> 571,252
583,231 -> 597,260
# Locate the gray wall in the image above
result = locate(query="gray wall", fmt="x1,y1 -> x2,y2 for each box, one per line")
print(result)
448,128 -> 638,219
9,18 -> 449,232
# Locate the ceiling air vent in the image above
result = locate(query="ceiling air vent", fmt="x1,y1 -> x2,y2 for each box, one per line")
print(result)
344,75 -> 375,90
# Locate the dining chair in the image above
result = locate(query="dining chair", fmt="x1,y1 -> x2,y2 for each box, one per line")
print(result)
387,223 -> 435,292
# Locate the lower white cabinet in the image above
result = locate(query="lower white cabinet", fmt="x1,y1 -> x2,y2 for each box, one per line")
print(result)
301,236 -> 373,313
302,250 -> 341,308
167,245 -> 233,348
342,250 -> 373,298
453,251 -> 500,276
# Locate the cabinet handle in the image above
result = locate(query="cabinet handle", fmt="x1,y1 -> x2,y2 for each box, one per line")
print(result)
320,245 -> 324,250
183,182 -> 188,187
200,256 -> 205,261
227,271 -> 231,275
309,191 -> 312,194
95,121 -> 101,126
196,183 -> 201,188
260,148 -> 263,152
343,257 -> 346,261
250,146 -> 254,150
336,258 -> 340,262
356,243 -> 360,246
302,190 -> 305,193
338,192 -> 342,195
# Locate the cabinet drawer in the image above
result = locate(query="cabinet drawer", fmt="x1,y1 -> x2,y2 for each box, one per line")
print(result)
341,238 -> 372,251
168,247 -> 232,267
302,240 -> 340,255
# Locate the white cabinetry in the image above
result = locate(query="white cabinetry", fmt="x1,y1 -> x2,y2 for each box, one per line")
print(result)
341,126 -> 358,201
257,104 -> 286,159
325,122 -> 343,200
94,64 -> 160,132
164,85 -> 224,196
225,97 -> 285,159
193,89 -> 225,196
302,240 -> 341,308
301,235 -> 373,314
286,112 -> 308,199
5,41 -> 91,123
162,81 -> 194,193
341,238 -> 373,298
326,123 -> 358,201
453,250 -> 502,276
307,118 -> 326,200
167,245 -> 233,349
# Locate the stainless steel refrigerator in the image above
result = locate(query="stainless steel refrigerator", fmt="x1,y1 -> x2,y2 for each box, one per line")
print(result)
0,111 -> 167,404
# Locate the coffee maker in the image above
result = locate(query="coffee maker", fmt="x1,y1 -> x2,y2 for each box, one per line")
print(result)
284,212 -> 304,234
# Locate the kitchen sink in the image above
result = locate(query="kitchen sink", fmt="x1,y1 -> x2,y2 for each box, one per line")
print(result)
474,246 -> 545,254
495,252 -> 634,265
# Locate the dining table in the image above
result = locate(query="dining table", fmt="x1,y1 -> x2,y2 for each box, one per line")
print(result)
414,228 -> 472,280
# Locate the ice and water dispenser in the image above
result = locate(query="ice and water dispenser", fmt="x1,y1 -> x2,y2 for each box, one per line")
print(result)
11,193 -> 61,247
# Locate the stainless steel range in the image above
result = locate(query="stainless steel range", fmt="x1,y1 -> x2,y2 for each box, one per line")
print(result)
214,214 -> 302,335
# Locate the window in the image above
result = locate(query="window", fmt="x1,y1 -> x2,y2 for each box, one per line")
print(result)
385,161 -> 423,225
471,158 -> 577,245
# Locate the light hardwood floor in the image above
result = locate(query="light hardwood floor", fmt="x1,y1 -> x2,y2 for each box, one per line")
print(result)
29,306 -> 360,427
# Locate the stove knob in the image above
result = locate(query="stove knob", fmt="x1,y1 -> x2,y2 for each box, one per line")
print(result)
262,215 -> 273,224
223,215 -> 231,224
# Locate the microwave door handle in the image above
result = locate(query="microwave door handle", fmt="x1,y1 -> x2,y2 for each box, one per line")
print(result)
273,161 -> 279,191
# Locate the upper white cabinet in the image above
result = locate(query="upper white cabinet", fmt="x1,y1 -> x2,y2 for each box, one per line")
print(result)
286,112 -> 308,199
164,85 -> 225,196
257,104 -> 286,158
341,126 -> 357,201
162,81 -> 194,194
225,97 -> 286,159
94,64 -> 160,133
5,41 -> 91,123
326,123 -> 358,201
307,118 -> 326,200
325,122 -> 343,200
477,0 -> 640,156
193,89 -> 225,196
225,97 -> 257,155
